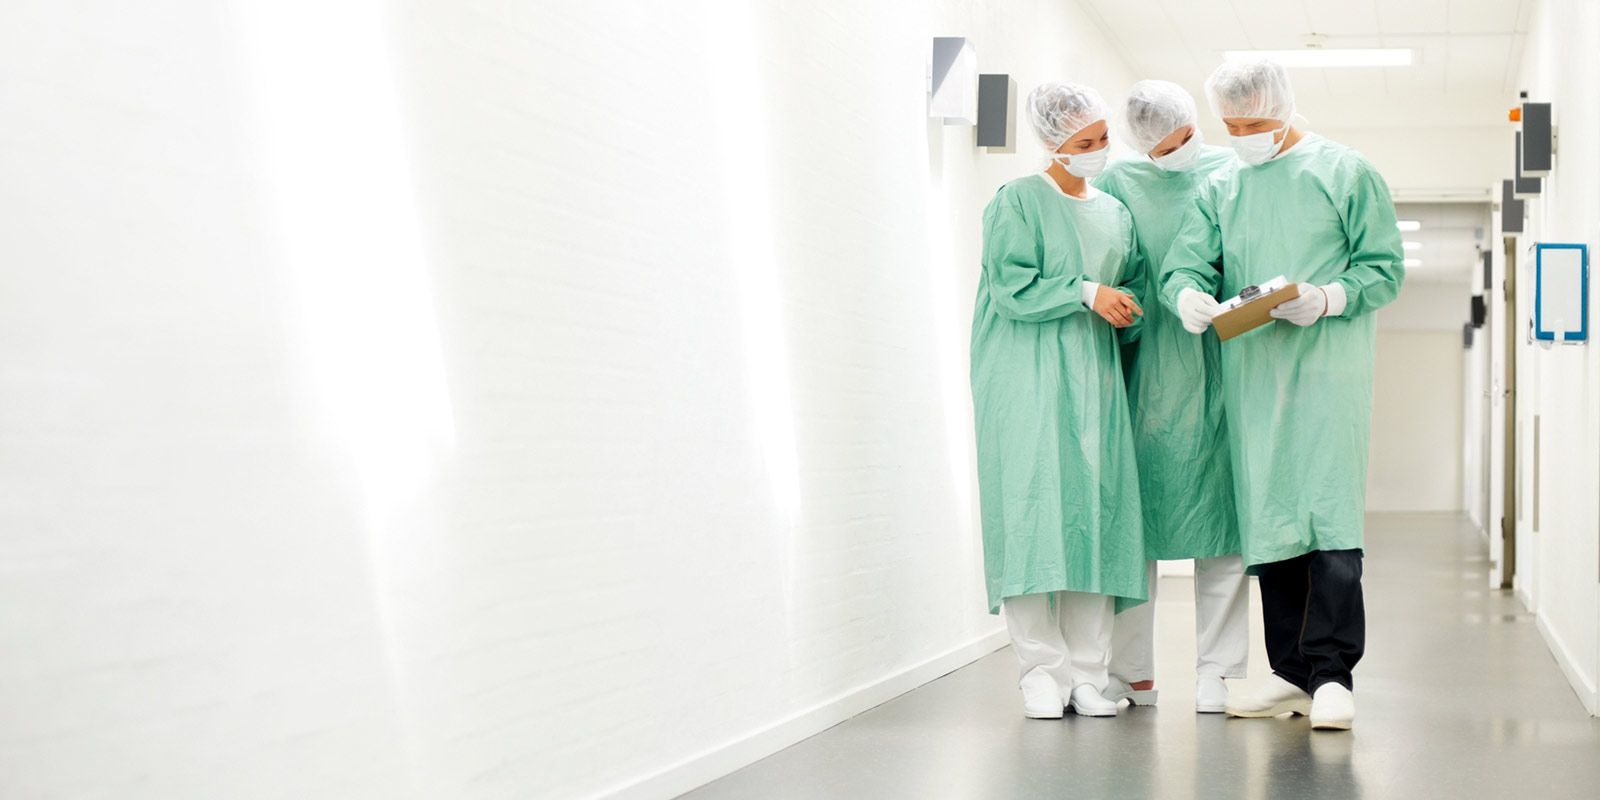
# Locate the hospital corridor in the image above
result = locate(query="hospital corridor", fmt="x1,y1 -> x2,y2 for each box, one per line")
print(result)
3,2 -> 1600,799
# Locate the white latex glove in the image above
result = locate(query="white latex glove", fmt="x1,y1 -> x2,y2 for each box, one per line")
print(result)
1269,283 -> 1331,326
1177,288 -> 1222,334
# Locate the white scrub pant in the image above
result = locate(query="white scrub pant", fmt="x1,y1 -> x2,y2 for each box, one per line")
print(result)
1109,556 -> 1250,683
1002,591 -> 1113,693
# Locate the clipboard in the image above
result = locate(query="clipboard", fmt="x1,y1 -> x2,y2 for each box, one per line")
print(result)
1213,277 -> 1300,342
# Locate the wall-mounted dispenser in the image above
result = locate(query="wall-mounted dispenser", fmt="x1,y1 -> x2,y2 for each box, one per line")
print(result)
1514,132 -> 1542,199
1500,180 -> 1525,238
976,73 -> 1014,148
1520,101 -> 1553,177
929,38 -> 977,125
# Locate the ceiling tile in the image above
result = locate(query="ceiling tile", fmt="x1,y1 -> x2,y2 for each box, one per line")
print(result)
1309,35 -> 1385,48
1447,0 -> 1520,33
1322,67 -> 1390,97
1445,34 -> 1513,94
1159,0 -> 1255,56
1382,66 -> 1449,97
1303,0 -> 1381,36
1380,35 -> 1449,68
1227,0 -> 1315,49
1080,0 -> 1169,38
1379,38 -> 1448,97
1377,0 -> 1451,34
1096,0 -> 1525,132
1079,0 -> 1174,76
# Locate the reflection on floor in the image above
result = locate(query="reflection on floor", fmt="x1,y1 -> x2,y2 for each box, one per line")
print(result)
682,513 -> 1600,799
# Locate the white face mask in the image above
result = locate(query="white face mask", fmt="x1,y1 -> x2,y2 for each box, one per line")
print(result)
1151,129 -> 1205,172
1051,145 -> 1109,178
1228,125 -> 1287,166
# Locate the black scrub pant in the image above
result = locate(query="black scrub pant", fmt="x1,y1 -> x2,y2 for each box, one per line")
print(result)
1256,549 -> 1365,693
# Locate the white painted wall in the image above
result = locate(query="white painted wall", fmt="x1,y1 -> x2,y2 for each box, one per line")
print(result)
1479,199 -> 1512,590
1186,124 -> 1503,201
0,1 -> 1142,797
1377,283 -> 1476,332
1511,0 -> 1600,715
1321,125 -> 1506,202
1368,331 -> 1466,513
1463,319 -> 1492,532
1366,283 -> 1471,514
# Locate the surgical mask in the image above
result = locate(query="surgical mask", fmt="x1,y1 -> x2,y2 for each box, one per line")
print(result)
1151,130 -> 1205,172
1051,146 -> 1109,178
1228,125 -> 1287,166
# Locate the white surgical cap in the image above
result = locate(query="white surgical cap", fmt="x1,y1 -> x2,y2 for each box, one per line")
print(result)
1204,58 -> 1295,122
1121,80 -> 1198,154
1026,82 -> 1107,150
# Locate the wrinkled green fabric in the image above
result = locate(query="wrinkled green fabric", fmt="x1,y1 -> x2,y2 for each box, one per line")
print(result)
1095,145 -> 1241,561
1159,135 -> 1405,569
971,174 -> 1148,614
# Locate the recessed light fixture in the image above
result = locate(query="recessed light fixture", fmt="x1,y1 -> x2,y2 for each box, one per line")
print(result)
1403,241 -> 1423,251
1404,258 -> 1422,267
1223,48 -> 1414,68
1397,220 -> 1422,232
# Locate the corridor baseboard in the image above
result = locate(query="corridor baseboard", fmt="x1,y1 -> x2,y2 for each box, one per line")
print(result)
596,627 -> 1012,799
1535,611 -> 1600,716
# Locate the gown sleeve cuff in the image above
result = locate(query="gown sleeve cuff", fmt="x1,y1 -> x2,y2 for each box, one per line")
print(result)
1081,281 -> 1100,308
1322,281 -> 1349,318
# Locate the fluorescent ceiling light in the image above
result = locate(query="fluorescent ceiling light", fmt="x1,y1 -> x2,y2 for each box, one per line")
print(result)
1404,258 -> 1422,267
1397,220 -> 1422,232
1403,241 -> 1422,251
1224,48 -> 1414,68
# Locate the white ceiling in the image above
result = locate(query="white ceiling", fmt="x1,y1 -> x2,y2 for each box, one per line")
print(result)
1078,0 -> 1532,130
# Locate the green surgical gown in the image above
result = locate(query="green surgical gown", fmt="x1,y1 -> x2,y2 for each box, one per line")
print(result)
1095,145 -> 1241,561
971,174 -> 1148,614
1159,135 -> 1405,569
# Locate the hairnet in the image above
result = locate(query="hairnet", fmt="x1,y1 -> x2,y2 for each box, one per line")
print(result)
1025,82 -> 1107,150
1120,80 -> 1198,154
1204,58 -> 1295,122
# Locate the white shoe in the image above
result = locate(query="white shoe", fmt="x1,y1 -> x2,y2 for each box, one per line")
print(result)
1310,683 -> 1355,731
1019,671 -> 1064,719
1195,675 -> 1228,714
1224,675 -> 1311,718
1105,676 -> 1158,707
1067,684 -> 1119,717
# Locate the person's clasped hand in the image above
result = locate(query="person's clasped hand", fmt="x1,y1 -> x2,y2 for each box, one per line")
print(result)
1092,285 -> 1143,328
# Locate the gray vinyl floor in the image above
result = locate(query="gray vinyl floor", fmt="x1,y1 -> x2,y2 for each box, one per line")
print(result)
682,513 -> 1600,799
